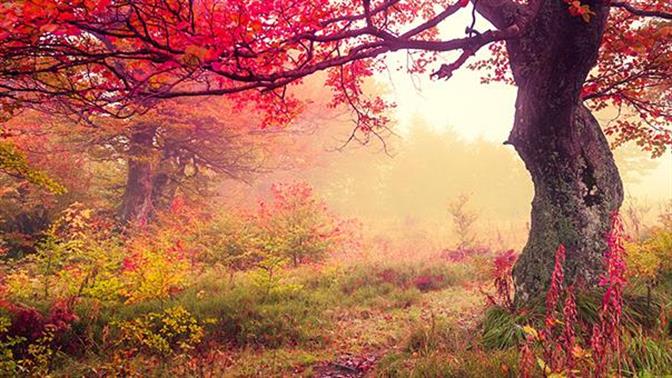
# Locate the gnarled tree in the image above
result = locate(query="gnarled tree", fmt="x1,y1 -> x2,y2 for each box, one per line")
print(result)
0,0 -> 670,301
114,97 -> 289,224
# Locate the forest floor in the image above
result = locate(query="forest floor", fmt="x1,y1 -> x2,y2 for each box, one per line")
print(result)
310,287 -> 482,377
51,252 -> 498,377
198,286 -> 484,377
17,227 -> 671,377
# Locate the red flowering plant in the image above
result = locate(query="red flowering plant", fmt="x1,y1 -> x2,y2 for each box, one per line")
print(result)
519,213 -> 629,377
482,249 -> 517,311
590,213 -> 628,376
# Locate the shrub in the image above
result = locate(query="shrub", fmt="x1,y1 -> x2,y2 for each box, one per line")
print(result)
483,249 -> 516,311
254,182 -> 345,267
0,299 -> 78,376
625,226 -> 672,296
2,204 -> 125,304
114,306 -> 206,357
120,240 -> 189,304
196,183 -> 356,276
120,203 -> 199,304
0,314 -> 22,376
199,211 -> 261,273
624,203 -> 672,314
412,274 -> 445,292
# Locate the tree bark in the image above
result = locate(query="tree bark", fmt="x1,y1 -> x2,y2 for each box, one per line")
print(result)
151,151 -> 182,211
505,0 -> 624,303
118,125 -> 157,224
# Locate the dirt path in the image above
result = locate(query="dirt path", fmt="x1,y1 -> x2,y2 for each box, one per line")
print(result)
311,286 -> 483,377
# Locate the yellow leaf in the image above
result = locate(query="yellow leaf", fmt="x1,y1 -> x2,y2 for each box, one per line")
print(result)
522,325 -> 539,340
537,358 -> 551,375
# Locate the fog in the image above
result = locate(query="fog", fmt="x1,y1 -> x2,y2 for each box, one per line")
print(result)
222,71 -> 671,252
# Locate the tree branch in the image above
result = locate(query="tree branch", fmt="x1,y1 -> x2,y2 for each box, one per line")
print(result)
610,2 -> 672,20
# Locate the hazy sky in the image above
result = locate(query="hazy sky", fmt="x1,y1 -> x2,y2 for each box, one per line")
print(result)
377,8 -> 671,204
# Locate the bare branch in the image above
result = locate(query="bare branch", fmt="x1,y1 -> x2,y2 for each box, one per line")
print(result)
610,2 -> 672,20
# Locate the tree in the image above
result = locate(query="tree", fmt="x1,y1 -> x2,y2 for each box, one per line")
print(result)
3,98 -> 296,225
255,182 -> 342,267
111,97 -> 293,224
0,0 -> 670,301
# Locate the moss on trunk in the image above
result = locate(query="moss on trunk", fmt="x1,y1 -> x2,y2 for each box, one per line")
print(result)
504,0 -> 623,303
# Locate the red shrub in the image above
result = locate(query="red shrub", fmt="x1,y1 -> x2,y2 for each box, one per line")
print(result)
47,299 -> 78,333
412,274 -> 444,292
8,305 -> 46,341
483,249 -> 516,310
1,299 -> 78,343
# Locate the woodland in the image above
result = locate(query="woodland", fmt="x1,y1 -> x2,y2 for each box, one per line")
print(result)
0,0 -> 671,376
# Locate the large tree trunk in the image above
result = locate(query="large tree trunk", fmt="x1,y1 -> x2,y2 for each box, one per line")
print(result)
506,1 -> 624,303
118,125 -> 158,224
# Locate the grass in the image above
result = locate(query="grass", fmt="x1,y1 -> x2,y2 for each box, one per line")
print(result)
623,333 -> 672,376
46,256 -> 482,376
6,245 -> 672,377
477,289 -> 666,353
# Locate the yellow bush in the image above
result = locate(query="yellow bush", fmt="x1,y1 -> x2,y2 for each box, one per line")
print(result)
115,306 -> 206,357
120,240 -> 190,304
625,227 -> 672,285
2,204 -> 125,303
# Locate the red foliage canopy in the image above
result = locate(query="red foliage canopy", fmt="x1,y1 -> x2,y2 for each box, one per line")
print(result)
0,0 -> 670,153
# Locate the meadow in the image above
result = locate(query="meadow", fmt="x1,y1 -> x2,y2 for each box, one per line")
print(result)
1,185 -> 671,377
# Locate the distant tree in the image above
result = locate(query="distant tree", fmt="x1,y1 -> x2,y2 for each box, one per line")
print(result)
3,98 -> 296,225
113,97 -> 293,224
448,194 -> 478,250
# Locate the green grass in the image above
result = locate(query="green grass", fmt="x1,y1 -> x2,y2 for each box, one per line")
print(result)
48,258 -> 474,376
624,333 -> 672,376
10,255 -> 672,378
376,344 -> 520,377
